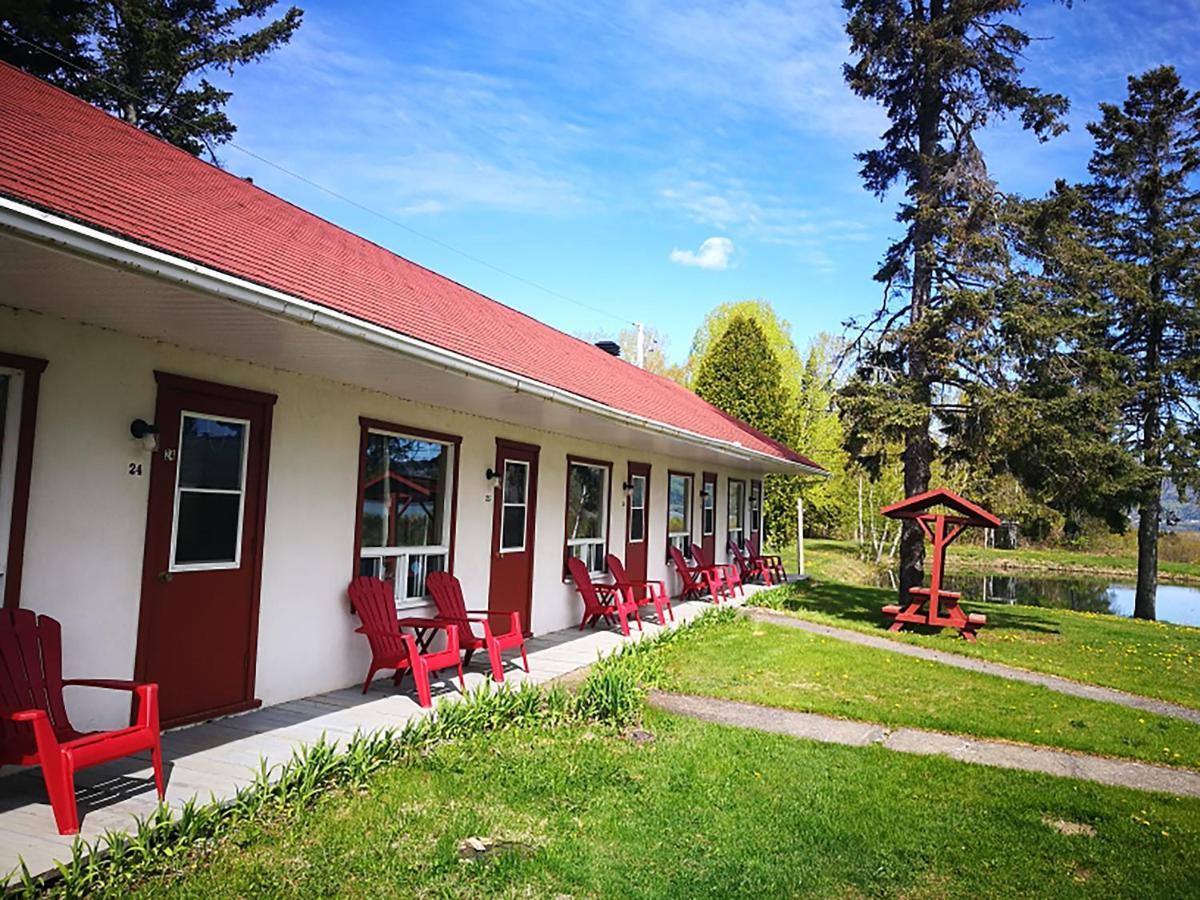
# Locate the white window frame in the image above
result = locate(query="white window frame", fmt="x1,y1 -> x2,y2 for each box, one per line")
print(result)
0,368 -> 24,587
628,473 -> 647,544
667,472 -> 693,559
728,479 -> 747,550
565,460 -> 609,574
359,427 -> 456,609
168,411 -> 251,573
750,480 -> 762,535
499,459 -> 530,554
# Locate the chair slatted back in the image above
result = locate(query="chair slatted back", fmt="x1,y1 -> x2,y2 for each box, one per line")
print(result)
347,577 -> 410,662
426,572 -> 479,639
669,545 -> 701,592
567,557 -> 608,616
605,553 -> 630,586
727,538 -> 751,577
690,543 -> 714,569
0,609 -> 73,760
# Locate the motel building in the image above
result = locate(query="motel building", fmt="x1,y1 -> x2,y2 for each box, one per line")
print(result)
0,62 -> 823,734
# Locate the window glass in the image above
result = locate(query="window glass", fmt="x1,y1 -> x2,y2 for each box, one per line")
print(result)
667,473 -> 693,558
566,461 -> 609,573
500,460 -> 529,552
171,412 -> 248,569
359,427 -> 456,608
750,481 -> 762,533
628,474 -> 646,543
702,477 -> 715,536
361,433 -> 449,549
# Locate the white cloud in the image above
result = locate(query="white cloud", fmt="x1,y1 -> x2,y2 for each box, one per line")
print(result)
669,237 -> 735,270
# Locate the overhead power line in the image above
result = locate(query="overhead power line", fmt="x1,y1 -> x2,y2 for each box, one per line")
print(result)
0,26 -> 635,327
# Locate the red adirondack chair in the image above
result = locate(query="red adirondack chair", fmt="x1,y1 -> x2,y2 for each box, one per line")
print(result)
728,538 -> 774,586
691,543 -> 743,599
347,577 -> 463,707
669,545 -> 723,604
567,557 -> 640,636
748,534 -> 787,583
605,553 -> 674,625
0,609 -> 164,835
426,572 -> 529,683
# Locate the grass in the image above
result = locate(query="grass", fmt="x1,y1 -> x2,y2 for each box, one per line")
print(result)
754,576 -> 1200,711
138,712 -> 1200,899
659,615 -> 1200,768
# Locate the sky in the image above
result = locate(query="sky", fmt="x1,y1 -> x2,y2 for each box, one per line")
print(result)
216,0 -> 1200,366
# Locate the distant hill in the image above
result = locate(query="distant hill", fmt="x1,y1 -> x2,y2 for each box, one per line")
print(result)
1164,481 -> 1200,532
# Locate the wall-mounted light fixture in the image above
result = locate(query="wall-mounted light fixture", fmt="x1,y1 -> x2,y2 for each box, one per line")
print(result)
621,481 -> 634,495
698,488 -> 711,499
130,418 -> 160,452
485,467 -> 501,486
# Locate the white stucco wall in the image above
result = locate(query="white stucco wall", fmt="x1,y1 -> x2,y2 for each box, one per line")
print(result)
4,308 -> 765,730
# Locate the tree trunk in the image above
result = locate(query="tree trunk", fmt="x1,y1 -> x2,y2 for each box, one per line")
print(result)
1134,482 -> 1160,620
898,0 -> 940,603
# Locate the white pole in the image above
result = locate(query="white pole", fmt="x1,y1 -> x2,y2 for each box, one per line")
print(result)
796,495 -> 805,578
635,322 -> 646,368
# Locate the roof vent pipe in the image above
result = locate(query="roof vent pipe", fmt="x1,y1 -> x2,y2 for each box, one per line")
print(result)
594,340 -> 621,357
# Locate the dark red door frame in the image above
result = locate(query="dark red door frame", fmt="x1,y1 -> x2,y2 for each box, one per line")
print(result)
133,371 -> 276,728
489,438 -> 540,635
700,471 -> 717,563
624,461 -> 651,594
0,351 -> 48,610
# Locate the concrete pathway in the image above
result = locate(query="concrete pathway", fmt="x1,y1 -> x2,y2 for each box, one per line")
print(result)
650,690 -> 1200,798
747,608 -> 1200,725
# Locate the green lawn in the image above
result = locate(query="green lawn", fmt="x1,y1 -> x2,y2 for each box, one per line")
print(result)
753,577 -> 1200,711
141,712 -> 1200,899
659,615 -> 1200,768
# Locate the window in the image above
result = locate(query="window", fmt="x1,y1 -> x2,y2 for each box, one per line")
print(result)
667,472 -> 693,560
628,474 -> 647,543
0,368 -> 23,599
728,479 -> 747,550
565,459 -> 610,574
358,424 -> 457,608
750,480 -> 762,536
170,412 -> 250,570
500,460 -> 529,552
701,473 -> 716,537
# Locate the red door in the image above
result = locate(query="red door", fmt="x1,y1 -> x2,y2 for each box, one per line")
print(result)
488,440 -> 539,635
700,471 -> 717,563
135,373 -> 274,727
624,462 -> 650,596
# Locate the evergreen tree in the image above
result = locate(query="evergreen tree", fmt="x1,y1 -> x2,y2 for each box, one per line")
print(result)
840,0 -> 1069,599
1,0 -> 302,159
1076,68 -> 1200,619
693,315 -> 789,442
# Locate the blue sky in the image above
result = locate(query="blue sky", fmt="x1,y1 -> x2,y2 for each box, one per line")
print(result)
218,0 -> 1200,365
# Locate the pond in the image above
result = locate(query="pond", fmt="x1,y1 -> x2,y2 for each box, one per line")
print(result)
937,571 -> 1200,628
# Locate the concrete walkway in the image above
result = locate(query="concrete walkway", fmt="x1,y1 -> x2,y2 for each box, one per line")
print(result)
747,608 -> 1200,725
650,691 -> 1200,798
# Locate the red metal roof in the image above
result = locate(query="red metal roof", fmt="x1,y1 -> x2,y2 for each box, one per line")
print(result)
0,63 -> 822,471
880,489 -> 1001,528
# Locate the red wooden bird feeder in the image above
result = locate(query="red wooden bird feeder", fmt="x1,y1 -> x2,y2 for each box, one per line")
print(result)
879,489 -> 1001,641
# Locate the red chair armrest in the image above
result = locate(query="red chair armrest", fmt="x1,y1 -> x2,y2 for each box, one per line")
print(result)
62,678 -> 143,691
2,707 -> 48,723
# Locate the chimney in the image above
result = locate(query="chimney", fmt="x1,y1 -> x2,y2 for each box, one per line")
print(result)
594,340 -> 621,357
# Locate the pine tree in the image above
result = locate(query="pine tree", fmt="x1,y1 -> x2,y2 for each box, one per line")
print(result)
1081,67 -> 1200,619
840,0 -> 1068,600
1,1 -> 303,159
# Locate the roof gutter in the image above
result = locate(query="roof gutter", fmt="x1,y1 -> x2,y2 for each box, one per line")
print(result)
0,196 -> 827,476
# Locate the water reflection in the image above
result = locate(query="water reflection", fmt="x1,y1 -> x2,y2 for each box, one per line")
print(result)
934,572 -> 1200,628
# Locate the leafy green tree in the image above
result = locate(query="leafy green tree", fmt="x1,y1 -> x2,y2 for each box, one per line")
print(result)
840,0 -> 1069,599
685,300 -> 805,390
1,0 -> 303,159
